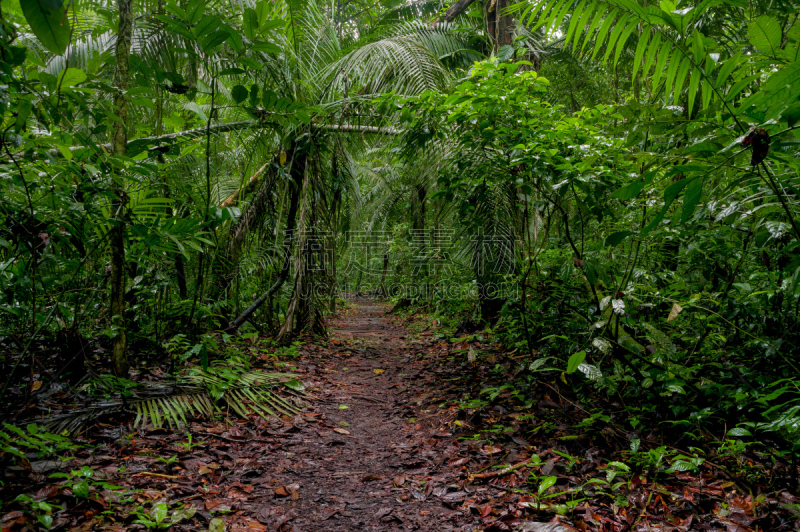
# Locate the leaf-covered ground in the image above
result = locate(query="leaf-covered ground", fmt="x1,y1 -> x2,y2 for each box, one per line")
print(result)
2,300 -> 798,531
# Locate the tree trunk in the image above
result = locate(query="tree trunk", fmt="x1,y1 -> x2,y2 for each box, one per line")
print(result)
110,0 -> 133,376
486,0 -> 514,53
278,161 -> 313,341
379,252 -> 389,296
228,148 -> 305,331
413,184 -> 427,277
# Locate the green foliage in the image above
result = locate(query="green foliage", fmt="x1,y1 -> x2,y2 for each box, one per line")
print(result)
20,0 -> 71,55
0,423 -> 80,464
132,502 -> 197,530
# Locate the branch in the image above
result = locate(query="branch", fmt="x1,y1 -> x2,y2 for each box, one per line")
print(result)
433,0 -> 478,25
220,162 -> 268,208
8,122 -> 403,162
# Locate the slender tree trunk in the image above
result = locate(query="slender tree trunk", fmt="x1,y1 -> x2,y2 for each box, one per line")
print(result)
379,252 -> 389,296
228,147 -> 305,330
278,161 -> 313,341
110,0 -> 133,376
413,184 -> 427,277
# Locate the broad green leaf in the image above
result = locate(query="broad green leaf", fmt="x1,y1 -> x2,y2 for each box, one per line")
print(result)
284,379 -> 304,391
580,9 -> 607,54
725,72 -> 760,102
21,0 -> 71,55
563,0 -> 587,49
243,8 -> 259,40
691,30 -> 705,60
567,350 -> 586,374
715,52 -> 741,88
194,15 -> 220,40
572,4 -> 595,50
687,67 -> 701,116
222,24 -> 243,51
651,40 -> 670,89
201,29 -> 230,52
538,475 -> 558,495
57,68 -> 87,88
548,0 -> 573,34
252,41 -> 282,54
672,56 -> 691,105
153,503 -> 168,523
611,170 -> 656,200
231,85 -> 250,103
164,3 -> 187,20
256,1 -> 272,27
186,0 -> 206,24
748,15 -> 782,56
262,89 -> 278,108
663,48 -> 682,103
784,102 -> 800,127
605,231 -> 634,247
245,86 -> 260,109
604,17 -> 630,64
681,175 -> 702,221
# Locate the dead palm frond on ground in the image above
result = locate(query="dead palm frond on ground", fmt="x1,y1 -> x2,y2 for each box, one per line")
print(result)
40,369 -> 306,435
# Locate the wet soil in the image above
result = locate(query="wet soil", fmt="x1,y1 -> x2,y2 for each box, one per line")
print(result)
219,299 -> 486,531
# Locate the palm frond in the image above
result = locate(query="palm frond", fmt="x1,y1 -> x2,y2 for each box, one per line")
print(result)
41,370 -> 306,434
518,0 -> 756,116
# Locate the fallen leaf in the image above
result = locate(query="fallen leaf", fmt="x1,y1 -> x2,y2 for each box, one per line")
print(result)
208,517 -> 225,532
373,369 -> 385,374
274,486 -> 289,497
668,302 -> 683,322
362,474 -> 381,482
205,499 -> 228,511
480,445 -> 502,455
333,428 -> 350,435
31,381 -> 42,391
34,485 -> 59,501
1,511 -> 23,523
198,462 -> 220,475
338,404 -> 349,409
321,508 -> 340,520
468,344 -> 477,363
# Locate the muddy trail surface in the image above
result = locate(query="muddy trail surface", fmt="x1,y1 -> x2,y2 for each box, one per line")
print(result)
203,298 -> 550,532
232,299 -> 476,531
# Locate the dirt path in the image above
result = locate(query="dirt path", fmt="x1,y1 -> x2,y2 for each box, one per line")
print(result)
227,299 -> 475,531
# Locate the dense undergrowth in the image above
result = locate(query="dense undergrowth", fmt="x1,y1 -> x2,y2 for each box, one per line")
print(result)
1,0 -> 800,525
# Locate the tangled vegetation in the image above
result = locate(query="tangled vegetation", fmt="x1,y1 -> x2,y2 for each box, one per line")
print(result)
1,0 -> 800,527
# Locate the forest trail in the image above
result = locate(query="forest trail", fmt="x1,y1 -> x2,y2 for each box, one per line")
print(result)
175,299 -> 529,532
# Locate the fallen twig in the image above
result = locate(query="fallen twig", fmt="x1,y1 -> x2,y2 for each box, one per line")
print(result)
192,431 -> 282,443
349,393 -> 391,404
468,457 -> 540,481
134,472 -> 179,479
